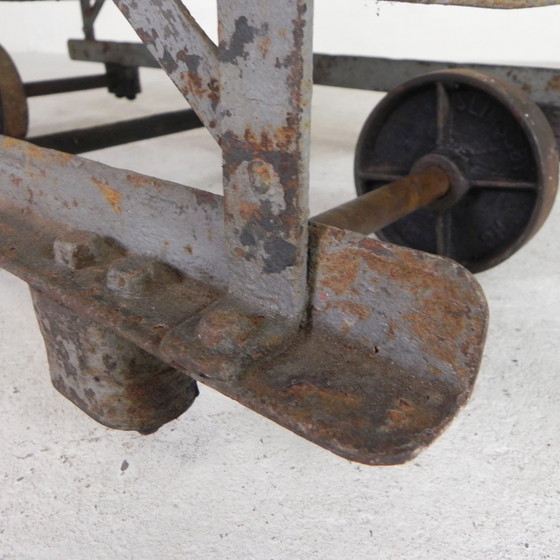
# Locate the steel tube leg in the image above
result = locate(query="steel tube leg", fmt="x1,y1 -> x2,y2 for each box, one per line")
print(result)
32,291 -> 199,434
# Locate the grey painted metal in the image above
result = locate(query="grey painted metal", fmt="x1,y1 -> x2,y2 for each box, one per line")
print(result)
314,55 -> 560,107
67,41 -> 560,114
0,136 -> 227,289
0,1 -> 494,463
216,0 -> 313,320
68,40 -> 160,68
113,0 -> 220,141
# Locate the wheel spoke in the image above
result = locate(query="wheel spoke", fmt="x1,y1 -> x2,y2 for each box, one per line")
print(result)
436,82 -> 451,149
435,212 -> 453,257
356,168 -> 408,184
470,179 -> 537,190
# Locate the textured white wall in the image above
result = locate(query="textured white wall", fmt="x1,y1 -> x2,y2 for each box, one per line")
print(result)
2,1 -> 560,65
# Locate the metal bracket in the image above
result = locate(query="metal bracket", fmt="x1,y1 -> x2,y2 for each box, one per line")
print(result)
0,0 -> 490,464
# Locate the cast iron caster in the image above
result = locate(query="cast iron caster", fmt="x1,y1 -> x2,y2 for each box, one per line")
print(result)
354,69 -> 558,272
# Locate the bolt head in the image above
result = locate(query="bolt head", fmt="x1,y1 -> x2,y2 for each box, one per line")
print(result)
106,256 -> 179,298
53,231 -> 112,270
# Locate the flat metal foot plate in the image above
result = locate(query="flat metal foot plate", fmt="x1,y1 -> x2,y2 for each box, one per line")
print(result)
0,136 -> 488,464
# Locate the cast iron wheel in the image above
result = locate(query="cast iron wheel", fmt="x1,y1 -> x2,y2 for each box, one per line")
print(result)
0,44 -> 28,138
354,69 -> 558,272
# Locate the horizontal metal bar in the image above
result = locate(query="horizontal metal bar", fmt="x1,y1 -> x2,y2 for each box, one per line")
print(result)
68,41 -> 560,109
28,109 -> 203,154
313,54 -> 560,106
24,74 -> 109,97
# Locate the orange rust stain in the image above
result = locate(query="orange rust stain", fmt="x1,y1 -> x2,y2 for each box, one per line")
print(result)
244,128 -> 258,146
9,174 -> 22,187
384,398 -> 434,433
257,37 -> 271,58
275,126 -> 297,151
126,173 -> 155,188
1,137 -> 19,150
184,245 -> 193,254
336,300 -> 372,321
282,382 -> 363,413
250,159 -> 275,186
238,201 -> 261,221
323,299 -> 372,323
47,151 -> 73,165
27,169 -> 47,180
25,143 -> 47,161
317,250 -> 361,296
318,231 -> 485,379
92,177 -> 122,214
548,76 -> 560,91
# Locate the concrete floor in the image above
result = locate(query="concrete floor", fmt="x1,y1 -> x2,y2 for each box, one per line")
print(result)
1,53 -> 560,560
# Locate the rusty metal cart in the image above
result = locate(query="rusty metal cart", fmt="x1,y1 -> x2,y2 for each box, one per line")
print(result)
0,0 -> 558,465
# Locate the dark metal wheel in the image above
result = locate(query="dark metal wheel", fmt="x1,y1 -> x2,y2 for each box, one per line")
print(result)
354,69 -> 558,272
0,44 -> 28,138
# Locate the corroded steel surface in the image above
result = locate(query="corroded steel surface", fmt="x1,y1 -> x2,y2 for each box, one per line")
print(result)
0,136 -> 488,464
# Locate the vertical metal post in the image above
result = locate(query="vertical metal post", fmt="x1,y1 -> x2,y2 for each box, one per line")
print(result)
217,0 -> 313,320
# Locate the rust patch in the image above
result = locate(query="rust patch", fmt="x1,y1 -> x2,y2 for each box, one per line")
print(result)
281,381 -> 364,413
316,250 -> 361,296
47,150 -> 73,166
126,173 -> 157,189
25,143 -> 47,161
548,75 -> 560,92
92,177 -> 122,214
257,37 -> 271,58
333,301 -> 372,321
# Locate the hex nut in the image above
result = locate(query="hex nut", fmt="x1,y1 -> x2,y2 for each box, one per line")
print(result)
106,256 -> 180,298
53,231 -> 116,270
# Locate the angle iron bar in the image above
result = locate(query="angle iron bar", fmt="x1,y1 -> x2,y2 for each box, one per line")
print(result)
67,41 -> 560,111
113,0 -> 220,140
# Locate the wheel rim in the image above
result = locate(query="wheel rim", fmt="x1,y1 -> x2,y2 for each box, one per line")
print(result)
355,69 -> 558,272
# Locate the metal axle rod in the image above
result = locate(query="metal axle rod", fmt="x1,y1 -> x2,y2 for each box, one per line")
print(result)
24,74 -> 109,97
313,167 -> 450,234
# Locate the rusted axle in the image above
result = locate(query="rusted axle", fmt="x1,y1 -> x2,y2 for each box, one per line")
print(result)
313,166 -> 450,234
